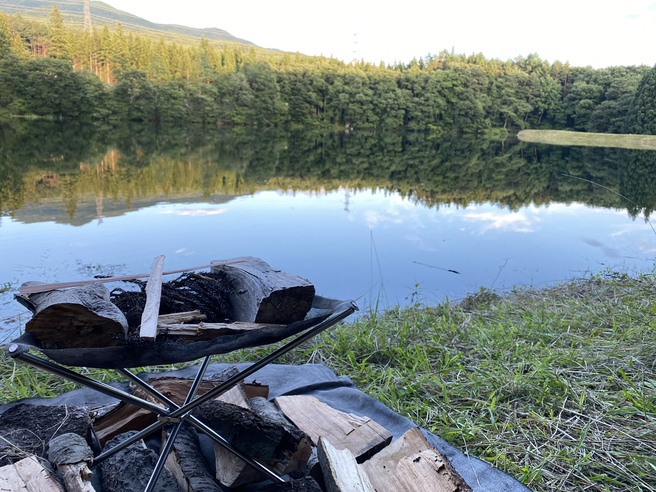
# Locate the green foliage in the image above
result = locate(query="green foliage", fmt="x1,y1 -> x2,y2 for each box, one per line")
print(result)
0,11 -> 651,133
625,64 -> 656,134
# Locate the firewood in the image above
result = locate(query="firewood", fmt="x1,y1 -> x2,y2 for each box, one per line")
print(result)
162,423 -> 222,492
157,311 -> 207,325
0,456 -> 64,491
99,431 -> 182,492
193,400 -> 312,480
92,375 -> 263,446
360,427 -> 472,492
274,395 -> 392,463
21,282 -> 128,348
47,433 -> 95,492
210,256 -> 315,323
0,403 -> 92,467
211,397 -> 309,488
157,320 -> 286,339
317,437 -> 374,492
140,255 -> 165,341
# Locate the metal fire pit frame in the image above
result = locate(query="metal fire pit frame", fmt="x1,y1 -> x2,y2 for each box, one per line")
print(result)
6,299 -> 357,491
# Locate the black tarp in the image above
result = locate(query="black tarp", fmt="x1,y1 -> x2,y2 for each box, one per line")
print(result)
0,362 -> 533,492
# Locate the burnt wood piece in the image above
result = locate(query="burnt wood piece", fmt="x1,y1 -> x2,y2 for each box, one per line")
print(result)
317,437 -> 374,492
210,256 -> 315,324
212,396 -> 307,488
47,433 -> 96,492
140,255 -> 165,341
274,395 -> 392,463
21,282 -> 128,348
193,400 -> 313,477
99,431 -> 182,492
162,423 -> 222,492
0,403 -> 91,467
360,427 -> 472,492
0,456 -> 64,491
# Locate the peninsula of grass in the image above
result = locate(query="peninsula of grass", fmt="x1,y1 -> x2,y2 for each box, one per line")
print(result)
2,271 -> 655,491
518,129 -> 656,150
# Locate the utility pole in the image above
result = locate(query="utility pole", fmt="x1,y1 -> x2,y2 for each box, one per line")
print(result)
83,0 -> 92,34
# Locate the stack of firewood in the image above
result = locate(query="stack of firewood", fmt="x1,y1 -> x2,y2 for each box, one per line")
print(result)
0,366 -> 472,491
15,256 -> 317,349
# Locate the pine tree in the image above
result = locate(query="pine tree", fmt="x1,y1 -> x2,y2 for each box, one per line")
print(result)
48,5 -> 71,60
0,13 -> 12,60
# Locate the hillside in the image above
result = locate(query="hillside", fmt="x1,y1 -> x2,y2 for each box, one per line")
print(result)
0,0 -> 256,46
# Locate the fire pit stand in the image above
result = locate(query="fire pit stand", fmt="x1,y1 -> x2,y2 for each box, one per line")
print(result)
6,298 -> 357,491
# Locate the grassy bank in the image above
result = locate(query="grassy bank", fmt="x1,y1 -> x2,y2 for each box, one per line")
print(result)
517,129 -> 656,150
2,271 -> 655,491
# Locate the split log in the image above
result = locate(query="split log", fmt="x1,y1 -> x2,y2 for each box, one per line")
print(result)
193,400 -> 312,483
140,255 -> 165,341
0,403 -> 91,467
212,396 -> 309,488
163,423 -> 222,492
158,311 -> 207,325
274,395 -> 392,463
0,456 -> 64,492
47,433 -> 95,492
210,256 -> 315,324
360,427 -> 472,492
317,437 -> 374,492
20,282 -> 128,348
99,431 -> 182,492
157,320 -> 286,340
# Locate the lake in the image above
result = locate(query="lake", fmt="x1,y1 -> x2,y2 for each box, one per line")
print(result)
2,122 -> 656,341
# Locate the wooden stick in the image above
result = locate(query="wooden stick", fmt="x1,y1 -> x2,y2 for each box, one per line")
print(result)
17,259 -> 248,296
139,255 -> 165,341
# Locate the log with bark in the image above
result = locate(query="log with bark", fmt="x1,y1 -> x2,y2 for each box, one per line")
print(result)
0,403 -> 92,467
47,433 -> 96,492
162,423 -> 222,492
210,256 -> 315,324
99,431 -> 181,492
18,282 -> 128,348
193,399 -> 313,485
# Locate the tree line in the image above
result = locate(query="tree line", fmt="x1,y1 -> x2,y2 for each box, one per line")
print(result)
0,8 -> 655,133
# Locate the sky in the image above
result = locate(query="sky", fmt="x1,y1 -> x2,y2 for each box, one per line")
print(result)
101,0 -> 656,68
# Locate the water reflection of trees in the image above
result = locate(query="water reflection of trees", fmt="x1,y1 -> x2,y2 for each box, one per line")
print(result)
2,121 -> 656,223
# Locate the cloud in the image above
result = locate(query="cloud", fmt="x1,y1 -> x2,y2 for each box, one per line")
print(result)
162,209 -> 227,216
462,211 -> 536,233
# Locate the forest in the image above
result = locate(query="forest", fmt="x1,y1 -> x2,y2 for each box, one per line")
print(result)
1,7 -> 656,134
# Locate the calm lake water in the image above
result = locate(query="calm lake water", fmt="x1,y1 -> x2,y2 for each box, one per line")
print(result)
2,123 -> 656,341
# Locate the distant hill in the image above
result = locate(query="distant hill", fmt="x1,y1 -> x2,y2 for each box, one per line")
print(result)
0,0 -> 257,46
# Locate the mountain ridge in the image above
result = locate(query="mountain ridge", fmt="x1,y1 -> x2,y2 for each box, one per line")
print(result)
0,0 -> 257,46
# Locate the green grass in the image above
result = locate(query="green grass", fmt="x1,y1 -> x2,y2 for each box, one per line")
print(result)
2,271 -> 655,491
517,129 -> 656,150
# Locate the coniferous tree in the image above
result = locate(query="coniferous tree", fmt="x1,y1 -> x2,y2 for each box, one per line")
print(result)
625,65 -> 656,134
